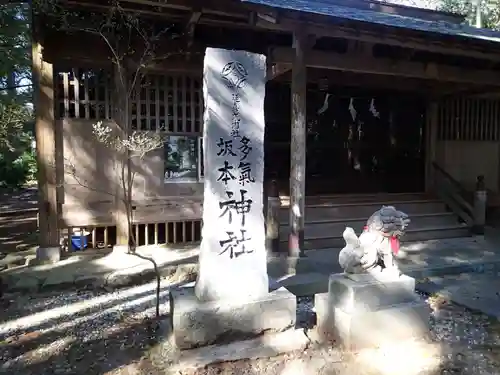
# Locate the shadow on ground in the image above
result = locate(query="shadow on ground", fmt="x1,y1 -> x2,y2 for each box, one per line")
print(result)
0,280 -> 182,375
0,213 -> 38,256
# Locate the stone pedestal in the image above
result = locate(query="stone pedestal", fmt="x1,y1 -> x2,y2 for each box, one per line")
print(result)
170,285 -> 296,349
112,245 -> 130,255
315,272 -> 430,350
36,246 -> 61,264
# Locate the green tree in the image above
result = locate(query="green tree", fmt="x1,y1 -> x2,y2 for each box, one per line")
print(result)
438,0 -> 500,29
0,3 -> 36,188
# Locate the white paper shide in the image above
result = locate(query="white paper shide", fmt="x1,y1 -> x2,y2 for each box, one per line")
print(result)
195,48 -> 268,301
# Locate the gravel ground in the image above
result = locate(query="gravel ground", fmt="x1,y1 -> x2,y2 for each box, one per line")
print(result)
2,285 -> 500,375
0,280 -> 176,375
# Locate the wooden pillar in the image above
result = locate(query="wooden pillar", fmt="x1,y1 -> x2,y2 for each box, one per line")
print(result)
55,115 -> 64,233
288,30 -> 307,257
265,179 -> 281,253
425,99 -> 439,192
473,175 -> 487,235
32,19 -> 59,249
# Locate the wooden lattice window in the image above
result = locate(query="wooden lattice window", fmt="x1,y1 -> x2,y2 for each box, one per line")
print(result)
56,68 -> 206,183
131,73 -> 203,132
55,67 -> 112,120
438,97 -> 500,141
128,73 -> 206,184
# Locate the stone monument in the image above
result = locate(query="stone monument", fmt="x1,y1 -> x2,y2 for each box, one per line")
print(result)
169,47 -> 296,350
315,206 -> 431,349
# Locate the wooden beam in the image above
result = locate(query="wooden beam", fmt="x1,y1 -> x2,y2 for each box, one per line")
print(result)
266,62 -> 291,81
57,0 -> 500,64
32,16 -> 59,249
188,11 -> 202,28
44,31 -> 203,72
270,47 -> 500,86
305,69 -> 469,93
288,29 -> 307,258
468,91 -> 500,99
64,0 -> 249,21
425,99 -> 439,192
186,11 -> 202,52
255,17 -> 500,63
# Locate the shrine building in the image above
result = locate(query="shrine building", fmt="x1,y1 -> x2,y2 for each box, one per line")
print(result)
32,0 -> 500,252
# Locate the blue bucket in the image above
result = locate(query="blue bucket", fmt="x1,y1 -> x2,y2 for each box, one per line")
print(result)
71,235 -> 88,251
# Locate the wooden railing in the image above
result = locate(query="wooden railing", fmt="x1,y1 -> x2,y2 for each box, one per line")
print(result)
59,199 -> 203,251
61,220 -> 202,251
432,162 -> 474,226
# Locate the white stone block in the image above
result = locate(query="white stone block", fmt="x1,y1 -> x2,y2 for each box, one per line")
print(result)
36,246 -> 61,264
195,47 -> 269,301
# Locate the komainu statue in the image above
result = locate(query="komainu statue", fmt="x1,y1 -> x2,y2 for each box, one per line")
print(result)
338,206 -> 410,276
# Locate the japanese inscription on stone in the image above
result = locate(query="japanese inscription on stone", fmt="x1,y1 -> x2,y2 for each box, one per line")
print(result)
195,48 -> 268,301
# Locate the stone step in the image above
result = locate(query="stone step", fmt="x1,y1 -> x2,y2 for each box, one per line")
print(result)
279,212 -> 459,239
279,200 -> 447,223
280,192 -> 431,207
275,256 -> 500,297
279,225 -> 470,250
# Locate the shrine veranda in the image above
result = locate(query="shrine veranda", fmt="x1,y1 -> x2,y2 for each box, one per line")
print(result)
32,0 -> 500,251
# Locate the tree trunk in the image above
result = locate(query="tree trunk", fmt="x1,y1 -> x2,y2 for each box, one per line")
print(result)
113,63 -> 131,247
6,71 -> 16,98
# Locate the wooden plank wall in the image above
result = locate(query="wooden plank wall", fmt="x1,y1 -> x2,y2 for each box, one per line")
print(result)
435,97 -> 500,194
437,97 -> 500,142
55,67 -> 205,249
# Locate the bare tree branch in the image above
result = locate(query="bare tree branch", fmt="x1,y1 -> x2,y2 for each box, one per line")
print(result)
35,0 -> 180,317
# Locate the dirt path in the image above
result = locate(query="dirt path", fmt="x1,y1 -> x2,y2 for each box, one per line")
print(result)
0,188 -> 38,256
2,287 -> 500,375
0,187 -> 37,213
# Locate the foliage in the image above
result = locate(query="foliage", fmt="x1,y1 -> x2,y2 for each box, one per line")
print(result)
0,99 -> 35,188
0,3 -> 31,83
0,102 -> 35,188
92,121 -> 166,157
0,141 -> 36,188
372,0 -> 500,30
437,0 -> 500,29
0,3 -> 35,189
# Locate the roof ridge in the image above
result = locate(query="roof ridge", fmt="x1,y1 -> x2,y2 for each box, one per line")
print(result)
242,0 -> 500,44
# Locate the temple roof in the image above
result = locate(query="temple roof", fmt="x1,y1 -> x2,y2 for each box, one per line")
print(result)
242,0 -> 500,44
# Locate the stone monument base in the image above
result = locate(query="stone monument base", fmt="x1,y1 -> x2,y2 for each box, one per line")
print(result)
36,246 -> 61,264
314,272 -> 430,350
170,285 -> 296,350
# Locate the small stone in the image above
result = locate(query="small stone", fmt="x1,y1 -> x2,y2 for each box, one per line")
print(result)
74,274 -> 100,288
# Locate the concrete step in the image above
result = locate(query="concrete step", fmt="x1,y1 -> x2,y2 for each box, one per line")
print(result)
279,225 -> 471,250
279,200 -> 447,223
274,255 -> 500,297
280,192 -> 431,207
279,212 -> 460,239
